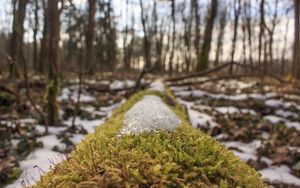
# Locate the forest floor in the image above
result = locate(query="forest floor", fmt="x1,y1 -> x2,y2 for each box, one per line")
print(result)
170,77 -> 300,187
1,75 -> 300,187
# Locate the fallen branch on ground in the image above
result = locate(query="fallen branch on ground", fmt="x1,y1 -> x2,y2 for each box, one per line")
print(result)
0,83 -> 21,98
166,62 -> 286,83
168,74 -> 260,87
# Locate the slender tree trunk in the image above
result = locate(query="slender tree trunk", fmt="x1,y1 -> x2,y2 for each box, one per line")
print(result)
139,0 -> 151,69
258,0 -> 265,69
168,0 -> 176,74
33,0 -> 39,72
293,0 -> 300,79
86,0 -> 96,74
281,15 -> 290,75
214,8 -> 226,67
245,0 -> 253,67
229,0 -> 241,74
9,0 -> 28,78
193,0 -> 200,70
196,0 -> 218,71
39,0 -> 47,74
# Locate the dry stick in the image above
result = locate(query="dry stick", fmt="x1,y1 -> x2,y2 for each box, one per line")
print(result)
71,61 -> 83,129
166,62 -> 286,83
0,83 -> 21,98
20,47 -> 48,134
169,74 -> 259,87
166,62 -> 232,82
133,65 -> 156,94
86,84 -> 148,93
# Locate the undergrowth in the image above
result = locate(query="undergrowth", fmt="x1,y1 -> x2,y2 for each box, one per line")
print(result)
33,89 -> 264,187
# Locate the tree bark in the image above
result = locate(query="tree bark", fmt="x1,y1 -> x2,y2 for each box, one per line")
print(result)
294,0 -> 300,79
139,0 -> 151,69
196,0 -> 218,71
214,8 -> 226,67
9,0 -> 28,78
33,0 -> 39,72
168,0 -> 176,74
86,0 -> 96,74
229,0 -> 241,74
258,0 -> 265,69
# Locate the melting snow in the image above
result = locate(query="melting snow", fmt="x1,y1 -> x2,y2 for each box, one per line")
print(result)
260,165 -> 300,186
120,95 -> 181,135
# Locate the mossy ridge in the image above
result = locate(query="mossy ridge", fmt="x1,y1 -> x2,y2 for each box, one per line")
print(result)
33,89 -> 264,188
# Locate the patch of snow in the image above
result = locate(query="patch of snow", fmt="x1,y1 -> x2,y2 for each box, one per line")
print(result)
241,109 -> 257,115
263,115 -> 285,124
249,93 -> 265,100
265,99 -> 283,108
260,165 -> 300,186
275,110 -> 298,118
5,135 -> 66,188
285,122 -> 300,131
215,106 -> 239,114
70,134 -> 84,144
149,80 -> 165,93
232,150 -> 257,161
125,80 -> 135,88
64,118 -> 105,134
35,125 -> 66,135
187,109 -> 218,129
110,80 -> 125,90
265,92 -> 278,98
120,95 -> 181,135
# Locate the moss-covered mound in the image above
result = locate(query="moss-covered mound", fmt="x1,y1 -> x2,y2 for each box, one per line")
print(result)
33,89 -> 264,187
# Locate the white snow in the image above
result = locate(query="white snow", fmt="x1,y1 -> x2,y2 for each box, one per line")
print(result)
110,80 -> 125,90
275,109 -> 298,118
285,122 -> 300,131
263,115 -> 285,124
149,80 -> 165,93
265,99 -> 283,108
260,165 -> 300,186
6,135 -> 66,188
215,106 -> 239,114
120,95 -> 181,135
187,109 -> 218,129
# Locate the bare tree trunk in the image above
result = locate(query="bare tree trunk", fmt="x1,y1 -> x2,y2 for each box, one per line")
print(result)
9,0 -> 28,78
139,0 -> 151,69
229,0 -> 241,74
45,0 -> 60,126
293,0 -> 300,79
86,0 -> 96,74
245,0 -> 253,67
39,0 -> 47,74
281,12 -> 290,75
214,8 -> 226,67
168,0 -> 176,74
264,0 -> 278,74
258,0 -> 265,69
123,0 -> 130,70
33,0 -> 39,72
196,0 -> 218,71
193,0 -> 200,70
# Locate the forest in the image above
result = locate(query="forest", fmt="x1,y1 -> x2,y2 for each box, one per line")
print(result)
1,0 -> 300,187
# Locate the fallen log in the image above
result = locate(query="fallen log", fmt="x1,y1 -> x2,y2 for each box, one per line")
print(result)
33,82 -> 264,187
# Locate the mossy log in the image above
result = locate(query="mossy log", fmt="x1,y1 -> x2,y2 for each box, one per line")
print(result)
33,86 -> 264,187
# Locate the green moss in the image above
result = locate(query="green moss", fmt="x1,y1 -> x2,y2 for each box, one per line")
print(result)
4,167 -> 22,186
45,77 -> 60,125
33,88 -> 264,187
